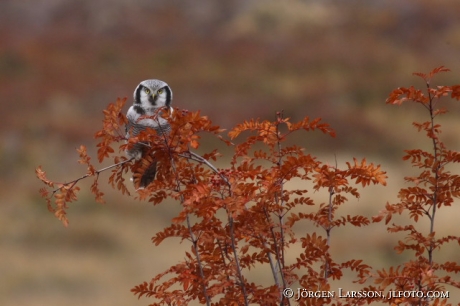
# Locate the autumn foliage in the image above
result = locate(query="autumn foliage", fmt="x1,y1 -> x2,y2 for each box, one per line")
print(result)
36,67 -> 460,305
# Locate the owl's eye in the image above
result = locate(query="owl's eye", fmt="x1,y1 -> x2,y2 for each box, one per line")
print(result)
144,88 -> 150,94
157,89 -> 163,95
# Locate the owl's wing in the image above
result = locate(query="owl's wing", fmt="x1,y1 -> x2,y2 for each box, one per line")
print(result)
125,106 -> 138,138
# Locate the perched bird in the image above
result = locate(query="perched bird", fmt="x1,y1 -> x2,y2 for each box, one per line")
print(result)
125,79 -> 173,187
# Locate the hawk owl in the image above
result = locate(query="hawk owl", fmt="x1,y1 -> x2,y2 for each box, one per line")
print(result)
125,79 -> 173,187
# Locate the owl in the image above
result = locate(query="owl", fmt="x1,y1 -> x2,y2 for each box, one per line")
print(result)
125,79 -> 173,187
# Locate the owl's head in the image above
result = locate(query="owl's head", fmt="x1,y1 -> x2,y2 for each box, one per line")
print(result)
133,79 -> 173,114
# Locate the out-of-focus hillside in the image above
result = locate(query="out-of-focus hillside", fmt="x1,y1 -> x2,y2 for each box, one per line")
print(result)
1,1 -> 459,305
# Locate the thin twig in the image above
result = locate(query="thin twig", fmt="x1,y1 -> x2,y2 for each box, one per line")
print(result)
154,111 -> 212,305
51,157 -> 134,194
426,81 -> 439,267
274,111 -> 289,305
183,152 -> 249,305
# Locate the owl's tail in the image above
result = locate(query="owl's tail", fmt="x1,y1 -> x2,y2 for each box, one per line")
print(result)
140,160 -> 157,188
131,154 -> 157,189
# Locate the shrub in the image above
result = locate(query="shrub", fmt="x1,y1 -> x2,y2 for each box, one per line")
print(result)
36,67 -> 459,305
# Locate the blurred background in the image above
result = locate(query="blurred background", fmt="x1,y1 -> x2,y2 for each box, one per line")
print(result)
1,0 -> 459,305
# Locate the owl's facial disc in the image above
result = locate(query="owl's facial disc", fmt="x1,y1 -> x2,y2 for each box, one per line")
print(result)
133,80 -> 172,114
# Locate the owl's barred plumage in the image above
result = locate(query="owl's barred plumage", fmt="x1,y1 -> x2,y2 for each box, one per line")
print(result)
125,79 -> 173,188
